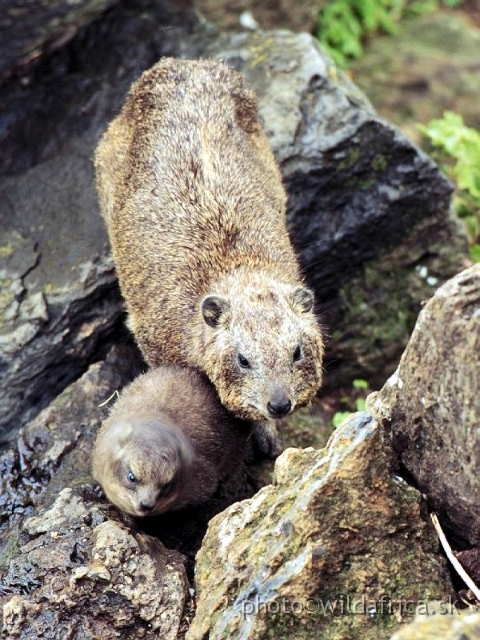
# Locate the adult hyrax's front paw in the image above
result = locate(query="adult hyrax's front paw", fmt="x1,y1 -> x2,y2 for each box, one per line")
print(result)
253,420 -> 283,459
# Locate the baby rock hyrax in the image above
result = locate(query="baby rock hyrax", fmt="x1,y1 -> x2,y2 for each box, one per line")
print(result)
92,366 -> 249,517
95,58 -> 324,453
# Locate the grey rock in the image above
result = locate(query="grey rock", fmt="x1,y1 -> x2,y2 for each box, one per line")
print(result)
368,264 -> 480,546
1,487 -> 189,640
0,0 -> 119,79
0,226 -> 124,442
188,412 -> 453,640
0,1 -> 199,441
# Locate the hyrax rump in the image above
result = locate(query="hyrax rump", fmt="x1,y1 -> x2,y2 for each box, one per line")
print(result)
95,58 -> 324,451
92,366 -> 250,517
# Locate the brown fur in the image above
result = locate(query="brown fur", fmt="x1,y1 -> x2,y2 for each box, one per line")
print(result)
95,58 -> 324,445
92,366 -> 250,517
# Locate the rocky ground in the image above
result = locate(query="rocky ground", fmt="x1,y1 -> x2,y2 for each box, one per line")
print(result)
1,1 -> 479,638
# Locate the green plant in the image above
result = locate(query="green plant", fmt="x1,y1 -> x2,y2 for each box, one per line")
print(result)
352,378 -> 369,390
419,111 -> 480,262
316,0 -> 404,68
316,0 -> 465,68
332,410 -> 353,428
332,379 -> 370,427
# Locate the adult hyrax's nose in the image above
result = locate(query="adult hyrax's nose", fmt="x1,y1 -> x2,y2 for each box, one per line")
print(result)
267,396 -> 292,417
140,500 -> 155,513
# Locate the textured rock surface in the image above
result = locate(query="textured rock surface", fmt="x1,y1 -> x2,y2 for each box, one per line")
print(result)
368,264 -> 480,546
352,12 -> 480,145
0,346 -> 138,555
0,228 -> 124,443
187,413 -> 453,640
0,0 -> 199,177
1,487 -> 189,640
389,611 -> 480,640
0,4 -> 468,441
0,0 -> 119,79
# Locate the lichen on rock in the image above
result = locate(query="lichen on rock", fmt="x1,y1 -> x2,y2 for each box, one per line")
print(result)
188,413 -> 453,640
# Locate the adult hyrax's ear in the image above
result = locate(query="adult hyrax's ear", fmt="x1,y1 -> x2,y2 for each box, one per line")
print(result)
290,287 -> 314,314
201,295 -> 229,328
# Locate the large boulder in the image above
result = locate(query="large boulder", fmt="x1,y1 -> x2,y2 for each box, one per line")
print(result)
0,0 -> 199,441
368,264 -> 480,547
0,3 -> 468,441
0,0 -> 119,80
187,413 -> 453,640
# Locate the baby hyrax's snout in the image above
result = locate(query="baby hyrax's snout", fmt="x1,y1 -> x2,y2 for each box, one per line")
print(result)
137,490 -> 158,513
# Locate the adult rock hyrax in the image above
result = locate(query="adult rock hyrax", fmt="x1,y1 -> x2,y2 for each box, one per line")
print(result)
92,366 -> 250,517
95,58 -> 324,454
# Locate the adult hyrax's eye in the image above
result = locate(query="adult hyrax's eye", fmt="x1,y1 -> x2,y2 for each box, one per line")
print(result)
127,471 -> 137,484
237,353 -> 251,369
293,345 -> 302,362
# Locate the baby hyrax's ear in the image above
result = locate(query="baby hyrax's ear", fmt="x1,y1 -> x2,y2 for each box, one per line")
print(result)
201,295 -> 230,328
104,421 -> 133,463
290,286 -> 314,314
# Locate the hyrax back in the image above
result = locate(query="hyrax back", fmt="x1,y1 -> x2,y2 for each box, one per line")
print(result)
92,366 -> 250,517
95,58 -> 324,427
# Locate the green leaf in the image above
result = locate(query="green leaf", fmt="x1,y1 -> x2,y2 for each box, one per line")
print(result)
332,411 -> 353,428
419,111 -> 480,235
353,378 -> 369,389
469,244 -> 480,263
355,398 -> 366,411
316,0 -> 411,68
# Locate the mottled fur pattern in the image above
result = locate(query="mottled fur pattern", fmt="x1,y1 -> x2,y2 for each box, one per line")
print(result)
92,366 -> 250,517
95,58 -> 324,435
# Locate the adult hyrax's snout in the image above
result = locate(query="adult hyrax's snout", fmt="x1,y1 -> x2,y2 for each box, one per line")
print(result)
267,389 -> 292,417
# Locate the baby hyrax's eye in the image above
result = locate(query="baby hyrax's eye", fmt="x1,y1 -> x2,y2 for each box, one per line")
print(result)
237,353 -> 251,369
293,345 -> 302,362
127,471 -> 137,484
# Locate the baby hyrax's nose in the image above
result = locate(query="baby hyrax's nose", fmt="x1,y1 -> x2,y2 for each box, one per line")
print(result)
139,500 -> 155,513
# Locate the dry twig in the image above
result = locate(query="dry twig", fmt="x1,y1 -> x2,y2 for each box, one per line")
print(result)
98,389 -> 120,408
430,512 -> 480,602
